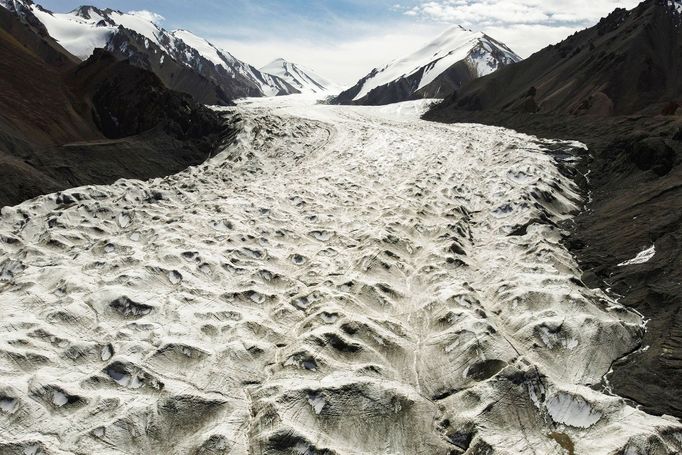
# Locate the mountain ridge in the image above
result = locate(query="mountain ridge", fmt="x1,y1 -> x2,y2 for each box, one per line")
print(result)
0,0 -> 300,104
333,25 -> 520,106
426,0 -> 682,116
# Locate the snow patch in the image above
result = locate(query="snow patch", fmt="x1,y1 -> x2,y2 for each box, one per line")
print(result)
618,245 -> 655,266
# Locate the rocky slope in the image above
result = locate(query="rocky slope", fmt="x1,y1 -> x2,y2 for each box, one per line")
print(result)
1,1 -> 299,104
260,58 -> 340,95
0,5 -> 230,208
333,26 -> 520,106
424,0 -> 682,418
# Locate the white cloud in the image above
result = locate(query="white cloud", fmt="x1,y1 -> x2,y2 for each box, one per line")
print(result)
403,0 -> 640,26
212,24 -> 445,87
395,0 -> 642,59
129,10 -> 165,24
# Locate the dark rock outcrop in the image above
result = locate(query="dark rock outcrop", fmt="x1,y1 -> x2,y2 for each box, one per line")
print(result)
0,6 -> 230,208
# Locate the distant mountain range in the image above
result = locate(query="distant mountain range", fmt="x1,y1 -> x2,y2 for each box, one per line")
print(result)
333,26 -> 520,105
260,58 -> 341,95
0,0 -> 338,105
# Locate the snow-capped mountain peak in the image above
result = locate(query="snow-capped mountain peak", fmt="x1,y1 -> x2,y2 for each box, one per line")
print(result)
1,1 -> 299,100
333,25 -> 520,105
357,25 -> 519,101
260,58 -> 340,95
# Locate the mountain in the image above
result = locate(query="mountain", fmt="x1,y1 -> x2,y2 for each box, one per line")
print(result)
426,0 -> 682,116
1,1 -> 299,104
332,26 -> 520,106
0,4 -> 228,207
260,58 -> 340,95
424,0 -> 682,419
170,30 -> 297,97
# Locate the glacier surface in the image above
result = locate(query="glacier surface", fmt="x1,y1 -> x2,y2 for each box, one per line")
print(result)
0,97 -> 680,454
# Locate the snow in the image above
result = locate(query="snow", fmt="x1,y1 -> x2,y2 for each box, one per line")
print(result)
260,58 -> 340,95
172,29 -> 234,68
0,97 -> 680,453
28,6 -> 114,59
5,1 -> 293,98
22,4 -> 164,59
353,25 -> 520,101
669,0 -> 682,14
618,245 -> 656,266
103,10 -> 163,46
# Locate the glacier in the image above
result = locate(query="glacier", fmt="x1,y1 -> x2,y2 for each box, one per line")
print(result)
0,97 -> 680,454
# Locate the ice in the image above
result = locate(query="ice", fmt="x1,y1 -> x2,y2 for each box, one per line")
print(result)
307,392 -> 326,414
168,270 -> 183,285
0,396 -> 17,413
0,97 -> 680,454
546,393 -> 602,428
52,390 -> 68,407
100,344 -> 114,361
117,213 -> 130,228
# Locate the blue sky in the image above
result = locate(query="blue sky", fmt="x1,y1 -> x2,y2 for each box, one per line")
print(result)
39,0 -> 640,85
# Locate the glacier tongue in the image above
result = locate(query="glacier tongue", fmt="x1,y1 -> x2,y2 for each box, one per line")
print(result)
0,98 -> 681,454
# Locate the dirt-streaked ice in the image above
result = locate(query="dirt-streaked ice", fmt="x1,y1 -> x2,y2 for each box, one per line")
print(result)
0,97 -> 680,454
